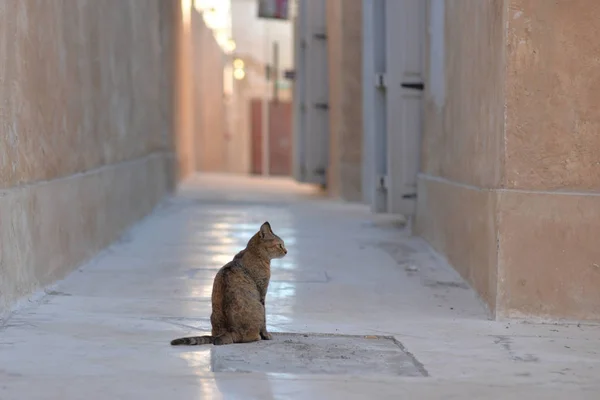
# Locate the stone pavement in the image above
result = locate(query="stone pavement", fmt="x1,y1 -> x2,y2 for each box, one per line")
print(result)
1,174 -> 599,399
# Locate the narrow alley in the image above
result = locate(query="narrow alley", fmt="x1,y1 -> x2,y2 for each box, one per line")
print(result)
2,0 -> 600,398
1,175 -> 598,399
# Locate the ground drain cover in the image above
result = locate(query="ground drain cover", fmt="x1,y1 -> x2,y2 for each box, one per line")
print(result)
211,333 -> 427,377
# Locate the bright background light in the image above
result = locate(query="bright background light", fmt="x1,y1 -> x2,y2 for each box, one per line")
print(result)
233,59 -> 245,69
233,68 -> 246,80
194,0 -> 233,53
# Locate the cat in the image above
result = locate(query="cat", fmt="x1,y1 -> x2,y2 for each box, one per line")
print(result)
170,221 -> 287,346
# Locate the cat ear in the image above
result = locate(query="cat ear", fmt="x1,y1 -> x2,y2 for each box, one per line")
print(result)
259,221 -> 272,238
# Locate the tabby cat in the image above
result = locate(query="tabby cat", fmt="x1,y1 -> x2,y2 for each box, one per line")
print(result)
170,221 -> 287,346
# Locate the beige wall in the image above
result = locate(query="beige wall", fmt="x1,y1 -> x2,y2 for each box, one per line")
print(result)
174,0 -> 197,179
192,10 -> 226,173
0,0 -> 186,316
498,0 -> 600,320
175,6 -> 229,176
417,0 -> 600,320
416,0 -> 505,312
326,0 -> 363,202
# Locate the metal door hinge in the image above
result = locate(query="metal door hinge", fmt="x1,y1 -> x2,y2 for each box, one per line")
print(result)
375,73 -> 387,89
378,175 -> 388,190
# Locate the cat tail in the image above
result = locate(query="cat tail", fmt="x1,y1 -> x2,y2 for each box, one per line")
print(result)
170,335 -> 214,346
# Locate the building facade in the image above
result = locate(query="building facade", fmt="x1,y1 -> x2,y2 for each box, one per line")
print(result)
293,0 -> 600,320
0,0 -> 228,316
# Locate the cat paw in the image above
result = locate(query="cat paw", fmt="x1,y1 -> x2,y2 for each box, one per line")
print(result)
260,332 -> 273,340
213,335 -> 233,346
213,337 -> 225,345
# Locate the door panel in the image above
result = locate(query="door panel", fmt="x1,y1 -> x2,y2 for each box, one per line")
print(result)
292,0 -> 329,185
250,99 -> 263,175
362,0 -> 388,212
385,0 -> 425,216
268,101 -> 293,176
292,0 -> 306,180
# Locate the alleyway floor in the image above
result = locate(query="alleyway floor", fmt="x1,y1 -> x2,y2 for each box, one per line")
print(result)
1,174 -> 599,399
